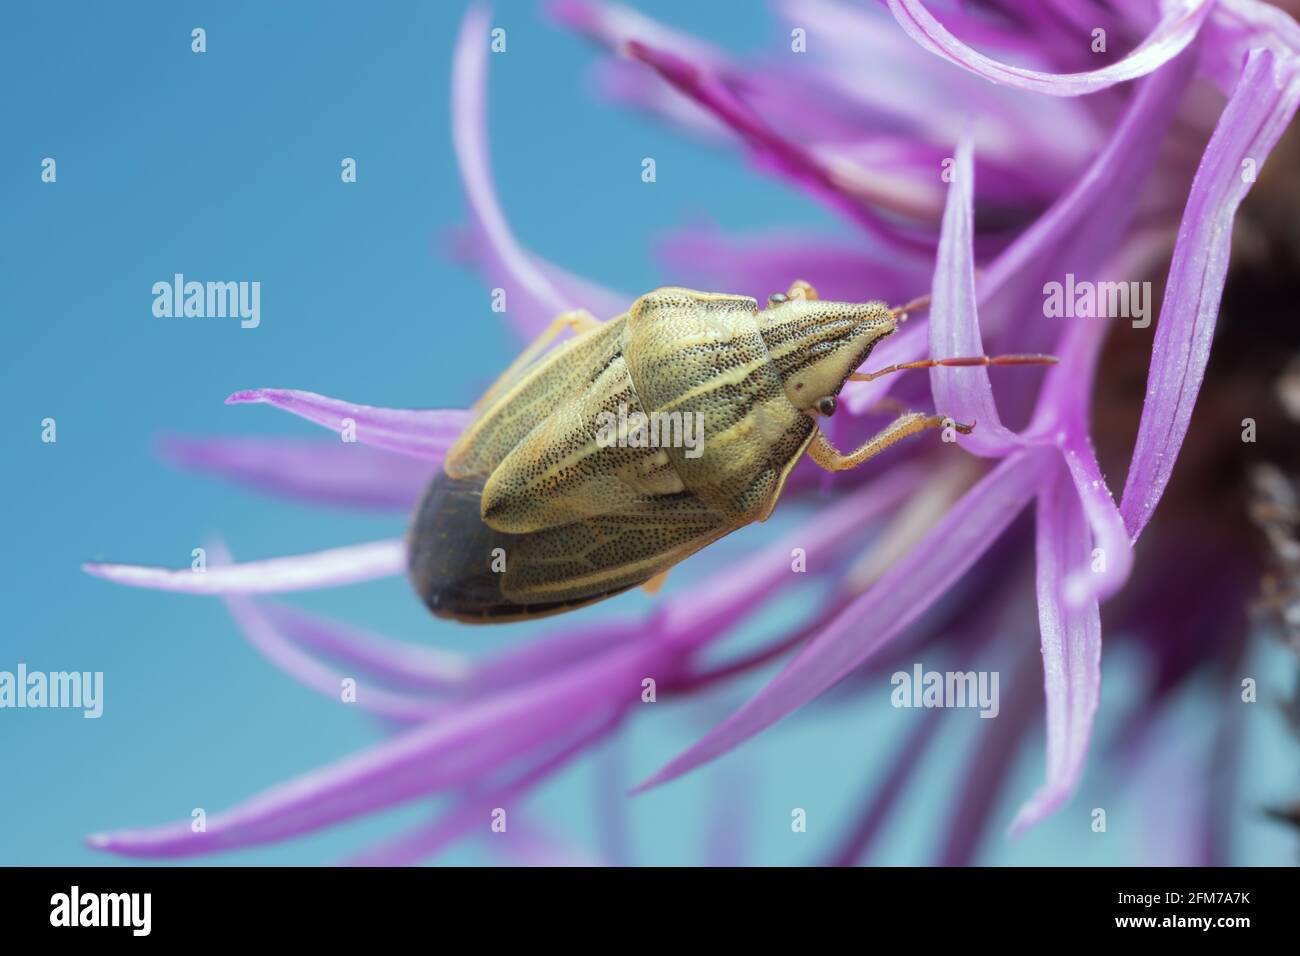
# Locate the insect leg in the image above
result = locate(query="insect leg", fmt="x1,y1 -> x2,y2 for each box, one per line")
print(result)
806,413 -> 973,472
785,279 -> 819,301
472,309 -> 602,410
889,293 -> 931,322
848,353 -> 1058,384
641,568 -> 670,595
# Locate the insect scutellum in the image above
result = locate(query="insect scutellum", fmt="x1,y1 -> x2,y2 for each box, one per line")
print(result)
757,293 -> 897,415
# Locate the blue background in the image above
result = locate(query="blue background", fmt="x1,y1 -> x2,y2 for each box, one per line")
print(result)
1,0 -> 1294,866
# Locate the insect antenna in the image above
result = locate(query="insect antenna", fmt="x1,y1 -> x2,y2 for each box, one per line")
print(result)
849,353 -> 1059,384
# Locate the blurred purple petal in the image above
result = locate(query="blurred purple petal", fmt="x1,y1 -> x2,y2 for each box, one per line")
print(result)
555,0 -> 858,147
224,593 -> 445,724
974,45 -> 1196,420
888,0 -> 1213,96
594,734 -> 633,867
938,638 -> 1041,864
826,598 -> 1006,865
340,803 -> 482,868
561,0 -> 1074,217
1123,708 -> 1215,866
1010,462 -> 1102,835
467,619 -> 641,694
84,539 -> 406,595
638,449 -> 1050,791
484,818 -> 603,867
657,226 -> 927,307
452,4 -> 629,337
656,461 -> 926,646
342,715 -> 618,866
260,602 -> 469,692
87,640 -> 658,856
533,258 -> 631,322
1121,48 -> 1300,538
550,0 -> 727,69
772,0 -> 1097,196
824,707 -> 943,866
157,434 -> 436,510
624,39 -> 936,255
225,388 -> 470,462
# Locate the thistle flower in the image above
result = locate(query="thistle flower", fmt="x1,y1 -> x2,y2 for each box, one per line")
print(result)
84,0 -> 1300,864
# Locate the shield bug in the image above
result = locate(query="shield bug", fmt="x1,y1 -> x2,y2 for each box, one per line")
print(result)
408,281 -> 1054,623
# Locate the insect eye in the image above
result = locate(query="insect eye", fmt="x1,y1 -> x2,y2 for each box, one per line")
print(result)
815,396 -> 837,417
767,292 -> 789,307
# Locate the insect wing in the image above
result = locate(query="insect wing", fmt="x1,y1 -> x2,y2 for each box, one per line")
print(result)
445,315 -> 627,480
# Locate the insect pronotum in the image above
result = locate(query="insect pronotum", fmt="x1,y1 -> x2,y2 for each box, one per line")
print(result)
407,280 -> 1055,623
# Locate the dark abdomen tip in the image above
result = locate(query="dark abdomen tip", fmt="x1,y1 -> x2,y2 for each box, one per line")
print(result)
407,471 -> 628,624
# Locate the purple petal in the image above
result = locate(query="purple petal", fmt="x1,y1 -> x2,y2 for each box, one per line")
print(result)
887,0 -> 1213,96
928,133 -> 1019,457
1031,307 -> 1134,607
1122,710 -> 1215,866
974,44 -> 1198,426
1009,462 -> 1102,834
451,4 -> 629,337
937,638 -> 1041,864
823,707 -> 943,866
87,639 -> 657,856
656,460 -> 927,647
157,434 -> 437,510
554,0 -> 845,149
771,0 -> 1100,192
559,0 -> 1074,216
826,602 -> 1004,865
1059,432 -> 1133,607
533,257 -> 631,323
224,593 -> 445,724
1202,0 -> 1300,94
1121,48 -> 1300,539
587,58 -> 731,141
976,44 -> 1197,337
445,232 -> 632,325
341,715 -> 618,866
83,539 -> 406,595
259,602 -> 469,692
225,389 -> 470,462
703,768 -> 753,867
594,736 -> 632,867
339,804 -> 483,868
638,449 -> 1050,791
484,818 -> 602,867
623,39 -> 936,255
467,619 -> 641,694
550,0 -> 728,70
656,226 -> 928,308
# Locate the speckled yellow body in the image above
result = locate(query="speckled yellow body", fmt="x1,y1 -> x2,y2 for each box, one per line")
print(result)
407,285 -> 897,623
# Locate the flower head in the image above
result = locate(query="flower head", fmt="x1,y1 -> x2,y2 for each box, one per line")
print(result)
84,0 -> 1300,864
